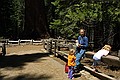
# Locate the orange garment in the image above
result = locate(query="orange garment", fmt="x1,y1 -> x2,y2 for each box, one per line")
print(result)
68,54 -> 76,66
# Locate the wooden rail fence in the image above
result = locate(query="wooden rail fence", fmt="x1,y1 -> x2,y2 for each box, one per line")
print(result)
43,38 -> 117,80
43,38 -> 120,67
0,39 -> 42,57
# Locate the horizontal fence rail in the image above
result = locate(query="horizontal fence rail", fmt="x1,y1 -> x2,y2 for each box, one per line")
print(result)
42,38 -> 118,80
6,39 -> 42,45
43,38 -> 120,67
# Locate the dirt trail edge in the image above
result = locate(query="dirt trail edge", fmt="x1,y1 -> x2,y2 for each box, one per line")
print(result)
0,45 -> 99,80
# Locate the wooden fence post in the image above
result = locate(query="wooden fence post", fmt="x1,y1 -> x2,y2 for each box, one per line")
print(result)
54,40 -> 57,56
6,39 -> 9,45
18,39 -> 20,45
47,38 -> 52,53
31,39 -> 33,45
43,39 -> 45,49
2,43 -> 6,56
57,39 -> 60,51
65,39 -> 67,44
49,38 -> 52,53
47,40 -> 50,52
118,50 -> 120,60
68,43 -> 73,50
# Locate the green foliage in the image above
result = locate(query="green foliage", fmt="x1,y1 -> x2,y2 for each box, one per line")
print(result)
0,0 -> 25,39
51,0 -> 60,6
49,0 -> 120,39
10,0 -> 25,37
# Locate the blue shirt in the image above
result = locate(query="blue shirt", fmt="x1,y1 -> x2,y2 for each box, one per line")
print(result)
78,36 -> 88,49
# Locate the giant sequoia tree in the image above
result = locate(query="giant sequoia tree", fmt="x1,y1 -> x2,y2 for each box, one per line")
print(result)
0,0 -> 50,39
24,0 -> 50,39
0,0 -> 120,50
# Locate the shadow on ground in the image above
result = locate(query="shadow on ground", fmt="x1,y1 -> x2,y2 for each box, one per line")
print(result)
0,74 -> 52,80
81,59 -> 93,65
0,53 -> 49,68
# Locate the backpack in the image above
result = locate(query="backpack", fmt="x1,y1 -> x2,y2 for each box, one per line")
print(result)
65,63 -> 69,73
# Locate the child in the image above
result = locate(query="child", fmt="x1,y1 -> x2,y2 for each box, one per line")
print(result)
68,49 -> 76,80
92,45 -> 111,70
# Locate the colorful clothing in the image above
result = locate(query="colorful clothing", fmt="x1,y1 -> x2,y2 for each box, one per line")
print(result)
68,55 -> 76,66
93,49 -> 109,66
93,49 -> 109,60
68,54 -> 76,79
75,36 -> 88,69
68,66 -> 74,79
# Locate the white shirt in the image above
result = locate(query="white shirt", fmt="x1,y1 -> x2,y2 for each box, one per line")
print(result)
76,40 -> 79,46
93,49 -> 109,60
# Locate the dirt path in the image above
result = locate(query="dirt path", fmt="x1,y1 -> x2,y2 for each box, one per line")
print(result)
0,45 -> 99,80
0,45 -> 68,80
81,58 -> 120,80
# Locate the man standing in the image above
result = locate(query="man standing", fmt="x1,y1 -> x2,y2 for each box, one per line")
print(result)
75,29 -> 88,71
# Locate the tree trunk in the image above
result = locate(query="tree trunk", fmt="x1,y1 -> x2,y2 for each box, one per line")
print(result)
24,0 -> 50,39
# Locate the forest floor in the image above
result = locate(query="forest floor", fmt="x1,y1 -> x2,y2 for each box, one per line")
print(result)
59,48 -> 120,80
0,45 -> 99,80
81,58 -> 120,80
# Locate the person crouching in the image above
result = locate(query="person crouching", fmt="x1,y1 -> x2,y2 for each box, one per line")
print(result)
68,49 -> 76,80
92,45 -> 111,71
